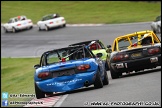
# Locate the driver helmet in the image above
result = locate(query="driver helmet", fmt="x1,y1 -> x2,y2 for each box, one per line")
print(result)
17,16 -> 21,20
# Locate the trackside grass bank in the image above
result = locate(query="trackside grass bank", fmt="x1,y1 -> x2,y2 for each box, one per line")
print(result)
1,1 -> 161,107
1,1 -> 161,24
1,58 -> 40,107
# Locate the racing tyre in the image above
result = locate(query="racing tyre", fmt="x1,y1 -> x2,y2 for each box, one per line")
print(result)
39,27 -> 42,31
4,28 -> 8,33
63,24 -> 66,27
105,60 -> 109,71
110,66 -> 119,79
45,25 -> 49,31
28,26 -> 33,29
94,70 -> 103,88
12,27 -> 16,33
103,70 -> 109,85
45,92 -> 53,97
35,83 -> 45,99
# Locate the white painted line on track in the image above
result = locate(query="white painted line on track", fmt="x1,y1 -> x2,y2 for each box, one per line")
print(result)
23,96 -> 62,107
53,94 -> 68,107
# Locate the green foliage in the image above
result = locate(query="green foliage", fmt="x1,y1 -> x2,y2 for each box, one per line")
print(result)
1,58 -> 40,107
1,1 -> 161,24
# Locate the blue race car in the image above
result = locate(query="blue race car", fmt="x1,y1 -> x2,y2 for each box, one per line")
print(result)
34,42 -> 109,99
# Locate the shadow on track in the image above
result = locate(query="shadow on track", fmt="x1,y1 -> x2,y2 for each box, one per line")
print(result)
119,67 -> 161,79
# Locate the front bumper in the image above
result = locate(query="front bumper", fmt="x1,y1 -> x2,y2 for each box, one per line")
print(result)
35,71 -> 96,92
110,54 -> 161,73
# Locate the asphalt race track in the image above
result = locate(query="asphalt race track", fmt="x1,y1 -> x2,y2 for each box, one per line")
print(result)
1,22 -> 161,58
1,22 -> 161,107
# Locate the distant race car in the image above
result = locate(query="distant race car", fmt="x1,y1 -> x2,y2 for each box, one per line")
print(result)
151,15 -> 161,33
69,40 -> 112,71
108,30 -> 161,79
34,42 -> 109,99
3,15 -> 33,33
37,13 -> 66,31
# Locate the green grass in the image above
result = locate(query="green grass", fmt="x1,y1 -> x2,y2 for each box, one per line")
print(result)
1,58 -> 40,107
1,1 -> 161,107
1,1 -> 161,24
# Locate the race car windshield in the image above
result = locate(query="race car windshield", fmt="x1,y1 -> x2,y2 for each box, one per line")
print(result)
118,36 -> 139,50
131,35 -> 153,46
8,19 -> 12,23
118,38 -> 131,50
45,46 -> 92,65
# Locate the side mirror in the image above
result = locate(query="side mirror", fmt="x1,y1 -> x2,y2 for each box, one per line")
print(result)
34,64 -> 40,69
96,53 -> 103,58
107,45 -> 111,48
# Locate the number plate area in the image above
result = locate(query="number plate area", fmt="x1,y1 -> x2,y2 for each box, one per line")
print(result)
131,52 -> 142,58
53,69 -> 75,78
150,57 -> 158,63
116,63 -> 124,69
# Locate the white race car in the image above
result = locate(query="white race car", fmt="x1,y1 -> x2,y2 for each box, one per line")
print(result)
3,15 -> 33,33
151,15 -> 161,33
37,13 -> 66,31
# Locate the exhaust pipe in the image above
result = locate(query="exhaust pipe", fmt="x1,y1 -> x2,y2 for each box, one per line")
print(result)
84,80 -> 89,87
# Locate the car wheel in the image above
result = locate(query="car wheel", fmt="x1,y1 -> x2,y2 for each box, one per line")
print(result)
39,27 -> 42,31
4,28 -> 8,33
103,69 -> 109,85
45,25 -> 49,31
35,83 -> 45,99
45,92 -> 53,97
30,26 -> 33,29
12,27 -> 16,33
94,70 -> 103,88
63,24 -> 66,27
110,66 -> 119,79
105,59 -> 109,71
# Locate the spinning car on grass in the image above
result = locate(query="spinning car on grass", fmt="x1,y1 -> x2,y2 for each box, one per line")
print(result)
37,13 -> 66,31
3,15 -> 33,33
69,40 -> 112,71
108,30 -> 161,79
34,42 -> 109,99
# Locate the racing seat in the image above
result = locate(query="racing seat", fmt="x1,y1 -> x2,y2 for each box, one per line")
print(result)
75,51 -> 84,59
90,43 -> 101,50
141,37 -> 152,45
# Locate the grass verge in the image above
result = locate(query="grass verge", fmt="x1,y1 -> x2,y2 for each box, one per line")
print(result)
1,1 -> 161,24
1,57 -> 40,107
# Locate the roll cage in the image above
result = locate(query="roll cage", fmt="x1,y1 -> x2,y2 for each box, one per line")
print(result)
112,30 -> 161,51
39,45 -> 95,66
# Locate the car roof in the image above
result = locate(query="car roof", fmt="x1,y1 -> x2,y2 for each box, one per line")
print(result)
42,14 -> 58,18
43,45 -> 85,55
115,30 -> 157,40
69,40 -> 100,46
10,16 -> 27,20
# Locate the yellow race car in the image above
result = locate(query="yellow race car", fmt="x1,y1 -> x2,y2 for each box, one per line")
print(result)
109,30 -> 161,79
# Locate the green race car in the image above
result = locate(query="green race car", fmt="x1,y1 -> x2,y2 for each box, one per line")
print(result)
69,40 -> 112,70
